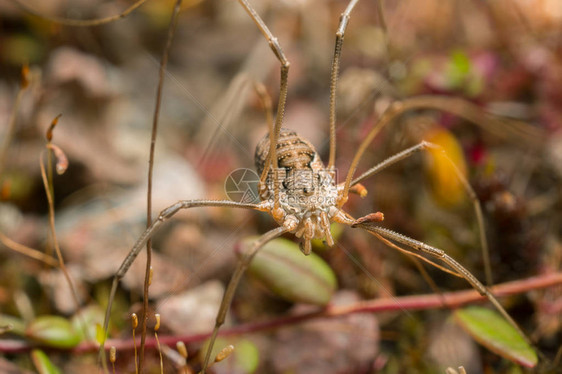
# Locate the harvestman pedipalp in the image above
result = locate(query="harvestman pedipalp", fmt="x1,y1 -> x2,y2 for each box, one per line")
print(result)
98,0 -> 537,372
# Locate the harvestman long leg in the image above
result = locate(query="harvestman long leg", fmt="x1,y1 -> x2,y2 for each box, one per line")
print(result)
196,0 -> 364,370
351,219 -> 532,346
200,226 -> 289,373
338,95 -> 543,208
238,0 -> 290,206
332,95 -> 539,349
335,95 -> 545,283
328,0 -> 361,169
197,5 -> 296,370
346,141 -> 493,285
99,200 -> 264,365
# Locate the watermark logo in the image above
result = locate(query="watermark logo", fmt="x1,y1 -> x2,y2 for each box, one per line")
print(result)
224,168 -> 260,203
225,167 -> 338,204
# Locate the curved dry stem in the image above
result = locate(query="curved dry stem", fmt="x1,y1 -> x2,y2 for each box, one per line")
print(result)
98,199 -> 263,369
408,255 -> 450,307
0,231 -> 58,266
200,226 -> 289,373
14,0 -> 149,27
375,0 -> 390,70
348,141 -> 493,286
0,272 -> 554,355
355,222 -> 532,347
339,95 -> 546,207
140,0 -> 183,371
39,149 -> 90,342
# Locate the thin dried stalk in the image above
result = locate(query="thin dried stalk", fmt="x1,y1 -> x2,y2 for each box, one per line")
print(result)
140,0 -> 184,371
0,231 -> 58,266
40,116 -> 91,344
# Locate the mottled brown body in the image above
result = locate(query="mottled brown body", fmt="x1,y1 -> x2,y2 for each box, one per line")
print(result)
255,129 -> 321,176
253,128 -> 343,254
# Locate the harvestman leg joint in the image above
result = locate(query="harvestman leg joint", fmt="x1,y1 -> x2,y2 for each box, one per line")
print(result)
99,0 -> 534,372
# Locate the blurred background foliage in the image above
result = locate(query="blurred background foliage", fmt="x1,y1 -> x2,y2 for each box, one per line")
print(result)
0,0 -> 561,372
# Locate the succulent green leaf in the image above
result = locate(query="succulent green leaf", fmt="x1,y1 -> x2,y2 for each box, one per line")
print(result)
71,305 -> 105,343
245,237 -> 337,306
95,323 -> 106,345
454,307 -> 537,367
31,349 -> 62,374
311,223 -> 344,250
26,315 -> 81,349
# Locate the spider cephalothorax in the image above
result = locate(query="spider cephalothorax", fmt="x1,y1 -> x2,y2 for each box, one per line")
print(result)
255,129 -> 344,254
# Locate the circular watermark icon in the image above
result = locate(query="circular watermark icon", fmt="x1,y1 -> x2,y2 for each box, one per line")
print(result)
224,168 -> 260,203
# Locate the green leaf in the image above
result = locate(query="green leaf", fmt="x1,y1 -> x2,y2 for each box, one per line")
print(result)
454,306 -> 537,367
200,337 -> 259,373
311,223 -> 344,250
26,316 -> 81,349
95,323 -> 106,345
450,50 -> 471,75
245,237 -> 337,306
71,305 -> 105,343
30,349 -> 62,374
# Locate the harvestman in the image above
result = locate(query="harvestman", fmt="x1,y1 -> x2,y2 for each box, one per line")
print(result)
100,0 -> 533,371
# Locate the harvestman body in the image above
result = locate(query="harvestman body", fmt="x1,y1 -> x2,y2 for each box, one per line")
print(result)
100,0 -> 535,372
254,129 -> 348,255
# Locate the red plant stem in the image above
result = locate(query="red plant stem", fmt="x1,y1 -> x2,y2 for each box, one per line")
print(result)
1,272 -> 560,354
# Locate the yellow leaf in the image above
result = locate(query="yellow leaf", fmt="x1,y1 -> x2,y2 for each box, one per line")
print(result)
423,127 -> 467,207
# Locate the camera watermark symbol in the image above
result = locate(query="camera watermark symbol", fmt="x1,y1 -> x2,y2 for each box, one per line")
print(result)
225,167 -> 339,205
224,168 -> 260,203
